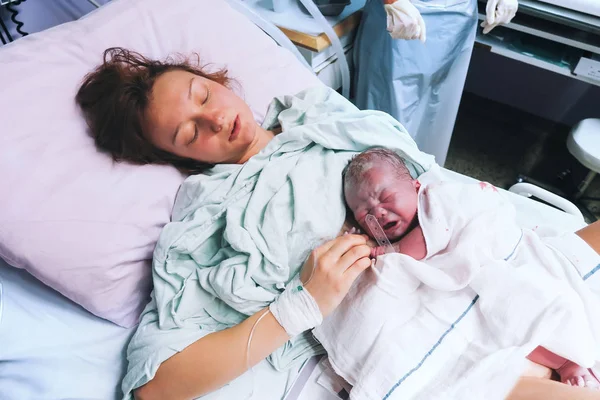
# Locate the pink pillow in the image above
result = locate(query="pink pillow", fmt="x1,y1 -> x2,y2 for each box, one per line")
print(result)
0,0 -> 319,327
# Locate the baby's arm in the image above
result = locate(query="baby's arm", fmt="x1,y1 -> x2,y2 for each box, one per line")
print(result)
371,225 -> 427,260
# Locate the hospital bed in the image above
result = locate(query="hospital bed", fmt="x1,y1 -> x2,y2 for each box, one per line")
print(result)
0,0 -> 589,399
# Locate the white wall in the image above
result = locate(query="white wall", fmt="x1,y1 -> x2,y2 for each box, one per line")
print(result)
0,0 -> 111,42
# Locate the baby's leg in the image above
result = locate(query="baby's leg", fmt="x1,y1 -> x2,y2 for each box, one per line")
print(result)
527,346 -> 599,389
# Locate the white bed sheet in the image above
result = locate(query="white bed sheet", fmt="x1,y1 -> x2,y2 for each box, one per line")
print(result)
285,171 -> 589,400
441,168 -> 586,233
0,258 -> 300,400
0,259 -> 134,400
0,167 -> 585,400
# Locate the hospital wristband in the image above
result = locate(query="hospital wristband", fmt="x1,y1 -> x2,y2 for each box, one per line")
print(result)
269,276 -> 323,337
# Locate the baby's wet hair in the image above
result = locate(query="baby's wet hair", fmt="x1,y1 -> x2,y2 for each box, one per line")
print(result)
343,147 -> 411,192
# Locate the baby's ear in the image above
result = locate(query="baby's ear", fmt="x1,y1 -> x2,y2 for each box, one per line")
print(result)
413,179 -> 421,191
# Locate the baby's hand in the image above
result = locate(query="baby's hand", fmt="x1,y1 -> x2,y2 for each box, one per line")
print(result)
339,220 -> 359,237
345,227 -> 362,235
340,223 -> 378,249
370,243 -> 401,258
371,246 -> 385,259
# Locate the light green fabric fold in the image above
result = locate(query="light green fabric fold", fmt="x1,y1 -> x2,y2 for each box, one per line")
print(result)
122,86 -> 435,398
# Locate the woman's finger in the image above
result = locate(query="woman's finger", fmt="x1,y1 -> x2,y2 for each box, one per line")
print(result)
313,233 -> 348,257
337,244 -> 372,272
342,257 -> 372,285
305,235 -> 363,280
323,234 -> 367,261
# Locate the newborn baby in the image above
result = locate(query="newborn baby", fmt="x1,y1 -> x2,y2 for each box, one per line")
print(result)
342,147 -> 599,389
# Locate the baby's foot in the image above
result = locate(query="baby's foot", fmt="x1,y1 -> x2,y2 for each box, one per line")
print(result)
556,361 -> 600,389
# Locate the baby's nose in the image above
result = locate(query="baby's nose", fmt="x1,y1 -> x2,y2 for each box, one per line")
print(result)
375,208 -> 386,220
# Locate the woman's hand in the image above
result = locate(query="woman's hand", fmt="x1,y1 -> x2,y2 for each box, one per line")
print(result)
300,234 -> 372,318
341,225 -> 378,248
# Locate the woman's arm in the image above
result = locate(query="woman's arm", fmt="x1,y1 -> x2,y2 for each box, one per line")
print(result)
576,220 -> 600,254
507,377 -> 600,400
135,234 -> 372,400
135,307 -> 289,400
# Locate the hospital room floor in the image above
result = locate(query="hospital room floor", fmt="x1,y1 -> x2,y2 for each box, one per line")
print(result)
446,93 -> 600,221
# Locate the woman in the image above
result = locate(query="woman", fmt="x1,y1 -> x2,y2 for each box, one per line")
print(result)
77,48 -> 600,400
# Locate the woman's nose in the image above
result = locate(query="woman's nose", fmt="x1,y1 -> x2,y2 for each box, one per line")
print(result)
205,111 -> 224,133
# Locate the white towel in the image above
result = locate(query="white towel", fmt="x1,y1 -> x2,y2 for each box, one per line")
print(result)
313,166 -> 600,400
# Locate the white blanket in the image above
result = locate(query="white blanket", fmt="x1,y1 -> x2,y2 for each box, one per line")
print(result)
313,166 -> 600,400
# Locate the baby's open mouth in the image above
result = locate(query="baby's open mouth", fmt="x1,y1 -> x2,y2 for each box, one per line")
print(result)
383,221 -> 396,230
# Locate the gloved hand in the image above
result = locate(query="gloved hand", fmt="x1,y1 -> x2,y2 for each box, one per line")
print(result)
384,0 -> 426,42
481,0 -> 518,34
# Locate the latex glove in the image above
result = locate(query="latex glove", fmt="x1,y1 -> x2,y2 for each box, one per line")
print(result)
384,0 -> 426,42
481,0 -> 518,34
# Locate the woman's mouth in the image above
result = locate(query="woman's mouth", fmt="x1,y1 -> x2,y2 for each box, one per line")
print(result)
229,115 -> 241,142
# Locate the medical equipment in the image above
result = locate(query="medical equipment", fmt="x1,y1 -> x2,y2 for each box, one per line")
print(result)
474,0 -> 600,87
537,0 -> 599,17
0,0 -> 27,44
265,0 -> 350,16
228,0 -> 313,69
242,0 -> 351,98
269,276 -> 323,337
293,0 -> 350,98
300,0 -> 351,17
245,309 -> 271,399
247,257 -> 322,399
365,214 -> 396,254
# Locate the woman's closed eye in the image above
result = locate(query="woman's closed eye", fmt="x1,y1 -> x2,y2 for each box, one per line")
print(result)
188,125 -> 198,145
204,87 -> 210,104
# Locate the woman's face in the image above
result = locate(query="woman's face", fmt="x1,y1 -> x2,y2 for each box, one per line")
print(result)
144,69 -> 261,165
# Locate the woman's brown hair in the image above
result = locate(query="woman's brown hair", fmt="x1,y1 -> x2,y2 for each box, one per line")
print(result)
76,47 -> 231,174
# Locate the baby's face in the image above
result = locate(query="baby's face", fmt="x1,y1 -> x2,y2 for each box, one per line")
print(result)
345,166 -> 420,241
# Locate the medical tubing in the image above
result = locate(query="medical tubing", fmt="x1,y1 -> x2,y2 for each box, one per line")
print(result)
5,0 -> 28,37
0,27 -> 6,45
298,0 -> 351,98
0,17 -> 13,43
269,274 -> 322,337
244,257 -> 319,399
244,307 -> 271,400
227,0 -> 313,71
86,0 -> 102,8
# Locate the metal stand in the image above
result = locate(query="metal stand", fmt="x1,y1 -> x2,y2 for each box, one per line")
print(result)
574,170 -> 597,200
516,173 -> 598,222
